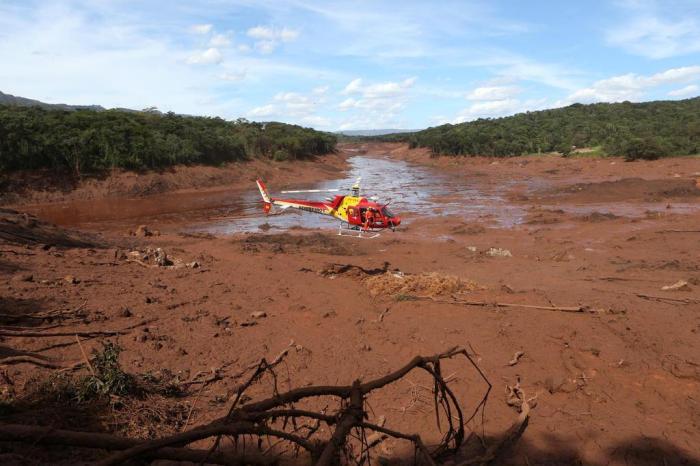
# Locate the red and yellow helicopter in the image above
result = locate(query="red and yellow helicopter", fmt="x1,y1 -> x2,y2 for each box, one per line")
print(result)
256,178 -> 400,237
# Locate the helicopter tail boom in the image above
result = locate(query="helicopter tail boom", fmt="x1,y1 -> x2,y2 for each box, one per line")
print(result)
256,179 -> 271,203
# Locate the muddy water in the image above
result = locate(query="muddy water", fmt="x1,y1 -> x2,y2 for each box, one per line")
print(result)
197,155 -> 529,234
20,154 -> 700,235
21,155 -> 529,234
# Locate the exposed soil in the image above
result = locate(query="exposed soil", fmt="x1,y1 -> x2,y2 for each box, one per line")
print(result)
1,143 -> 699,465
0,153 -> 347,207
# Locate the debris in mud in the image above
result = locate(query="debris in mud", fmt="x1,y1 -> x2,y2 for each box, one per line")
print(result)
124,247 -> 193,269
131,225 -> 159,237
63,275 -> 79,285
11,272 -> 33,283
507,351 -> 525,366
319,262 -> 390,279
239,232 -> 356,256
486,247 -> 512,257
250,311 -> 267,319
319,262 -> 478,298
365,271 -> 478,298
450,223 -> 486,235
578,211 -> 620,222
661,280 -> 692,292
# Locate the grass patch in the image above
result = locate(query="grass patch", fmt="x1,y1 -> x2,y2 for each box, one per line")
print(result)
4,342 -> 187,437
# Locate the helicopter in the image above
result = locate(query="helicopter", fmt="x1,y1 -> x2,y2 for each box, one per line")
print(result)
256,177 -> 401,238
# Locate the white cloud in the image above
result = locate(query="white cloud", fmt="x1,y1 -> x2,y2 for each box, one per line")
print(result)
607,2 -> 700,58
312,85 -> 329,95
452,97 -> 549,123
246,87 -> 330,128
300,115 -> 331,127
191,24 -> 213,35
668,84 -> 699,98
246,25 -> 300,54
248,104 -> 277,117
455,99 -> 521,123
274,92 -> 316,116
237,44 -> 252,53
247,26 -> 275,40
564,65 -> 700,103
338,98 -> 358,111
209,33 -> 232,47
467,85 -> 519,101
0,4 -> 241,117
336,77 -> 417,128
247,26 -> 299,42
279,28 -> 300,42
342,78 -> 363,94
186,47 -> 222,65
255,40 -> 277,54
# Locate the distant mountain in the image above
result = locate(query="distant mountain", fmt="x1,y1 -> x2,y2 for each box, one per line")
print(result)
336,129 -> 420,137
0,90 -> 105,111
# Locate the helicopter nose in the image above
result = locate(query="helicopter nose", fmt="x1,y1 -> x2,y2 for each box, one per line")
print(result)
390,217 -> 401,227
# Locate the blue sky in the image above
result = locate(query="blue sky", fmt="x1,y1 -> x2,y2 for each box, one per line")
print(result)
1,0 -> 699,130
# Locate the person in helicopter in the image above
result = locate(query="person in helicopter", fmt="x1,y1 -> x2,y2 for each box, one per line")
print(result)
363,208 -> 376,231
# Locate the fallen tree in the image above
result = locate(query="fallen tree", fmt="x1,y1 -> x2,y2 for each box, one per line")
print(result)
1,346 -> 497,465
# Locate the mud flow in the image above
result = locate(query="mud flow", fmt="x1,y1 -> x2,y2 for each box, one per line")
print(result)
20,154 -> 530,234
20,151 -> 700,236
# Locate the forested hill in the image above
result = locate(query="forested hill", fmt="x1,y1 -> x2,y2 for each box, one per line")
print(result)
398,97 -> 700,160
0,106 -> 337,173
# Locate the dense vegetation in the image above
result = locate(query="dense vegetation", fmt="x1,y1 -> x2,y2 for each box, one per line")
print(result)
0,106 -> 336,173
397,97 -> 700,160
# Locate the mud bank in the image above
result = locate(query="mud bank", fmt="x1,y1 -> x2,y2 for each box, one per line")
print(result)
0,151 -> 347,207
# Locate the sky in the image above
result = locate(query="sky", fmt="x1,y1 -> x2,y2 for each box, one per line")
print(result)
1,0 -> 700,130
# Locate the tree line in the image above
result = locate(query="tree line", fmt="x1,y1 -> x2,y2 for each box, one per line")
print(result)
0,106 -> 337,174
384,97 -> 700,160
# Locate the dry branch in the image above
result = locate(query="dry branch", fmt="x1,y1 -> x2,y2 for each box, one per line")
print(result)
0,424 -> 276,465
0,318 -> 157,338
0,355 -> 62,368
2,347 -> 495,466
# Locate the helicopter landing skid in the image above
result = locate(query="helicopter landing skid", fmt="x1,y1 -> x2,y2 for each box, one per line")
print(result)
337,223 -> 380,239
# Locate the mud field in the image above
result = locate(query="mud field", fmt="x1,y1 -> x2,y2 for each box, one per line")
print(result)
1,143 -> 699,465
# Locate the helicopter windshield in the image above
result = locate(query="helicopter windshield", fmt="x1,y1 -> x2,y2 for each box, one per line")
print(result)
381,206 -> 395,218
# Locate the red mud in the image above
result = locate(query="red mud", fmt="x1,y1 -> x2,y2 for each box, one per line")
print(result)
1,143 -> 699,465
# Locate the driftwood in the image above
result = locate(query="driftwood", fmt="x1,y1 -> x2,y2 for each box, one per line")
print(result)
0,424 -> 276,465
1,347 -> 493,466
413,295 -> 584,313
636,293 -> 700,305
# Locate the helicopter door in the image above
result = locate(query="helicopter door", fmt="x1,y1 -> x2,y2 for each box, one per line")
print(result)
346,206 -> 361,225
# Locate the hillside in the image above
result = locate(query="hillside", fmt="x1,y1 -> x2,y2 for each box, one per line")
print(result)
400,97 -> 700,160
0,90 -> 105,111
0,105 -> 336,173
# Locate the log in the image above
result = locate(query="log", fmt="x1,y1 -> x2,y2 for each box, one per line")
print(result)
0,423 -> 276,465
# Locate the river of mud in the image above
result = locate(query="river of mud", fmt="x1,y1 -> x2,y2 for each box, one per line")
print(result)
20,152 -> 700,235
21,155 -> 530,233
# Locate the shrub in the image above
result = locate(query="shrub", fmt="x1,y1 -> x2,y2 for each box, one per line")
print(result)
622,137 -> 668,161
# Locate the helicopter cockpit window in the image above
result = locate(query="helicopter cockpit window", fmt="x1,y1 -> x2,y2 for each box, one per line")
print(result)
381,206 -> 395,218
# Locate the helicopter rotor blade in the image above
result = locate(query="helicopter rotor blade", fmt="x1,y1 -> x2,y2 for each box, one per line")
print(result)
280,188 -> 340,194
